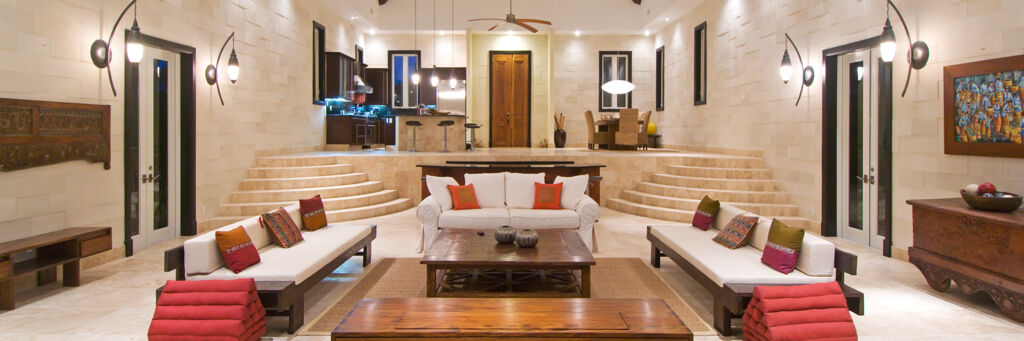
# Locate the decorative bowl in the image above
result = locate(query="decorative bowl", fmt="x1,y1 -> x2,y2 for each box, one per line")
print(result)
515,229 -> 539,248
494,225 -> 517,244
960,189 -> 1023,212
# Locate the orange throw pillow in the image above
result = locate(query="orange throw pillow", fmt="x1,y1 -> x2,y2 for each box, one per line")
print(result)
299,195 -> 328,231
533,182 -> 563,209
215,226 -> 261,273
448,184 -> 481,210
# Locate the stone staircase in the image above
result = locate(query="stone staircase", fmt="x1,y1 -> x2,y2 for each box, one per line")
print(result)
202,155 -> 412,230
607,154 -> 811,230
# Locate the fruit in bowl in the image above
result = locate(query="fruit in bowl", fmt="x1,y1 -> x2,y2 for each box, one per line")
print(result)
962,184 -> 980,195
960,185 -> 1023,212
978,182 -> 997,195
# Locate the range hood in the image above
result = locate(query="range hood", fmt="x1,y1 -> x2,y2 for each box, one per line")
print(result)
350,75 -> 374,95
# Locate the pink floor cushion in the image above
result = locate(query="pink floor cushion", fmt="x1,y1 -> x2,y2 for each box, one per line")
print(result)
149,278 -> 266,341
741,281 -> 857,341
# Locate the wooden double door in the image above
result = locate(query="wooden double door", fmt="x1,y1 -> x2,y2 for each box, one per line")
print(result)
490,52 -> 531,147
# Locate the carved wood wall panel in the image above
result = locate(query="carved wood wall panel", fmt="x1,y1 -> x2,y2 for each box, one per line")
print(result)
0,98 -> 111,172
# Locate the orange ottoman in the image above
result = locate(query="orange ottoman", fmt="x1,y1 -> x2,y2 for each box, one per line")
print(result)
149,278 -> 266,341
742,281 -> 857,341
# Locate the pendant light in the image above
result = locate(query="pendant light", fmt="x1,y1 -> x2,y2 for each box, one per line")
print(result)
205,32 -> 241,106
90,0 -> 143,96
410,0 -> 421,85
878,0 -> 930,97
779,50 -> 792,84
430,0 -> 439,88
448,0 -> 457,89
600,2 -> 635,96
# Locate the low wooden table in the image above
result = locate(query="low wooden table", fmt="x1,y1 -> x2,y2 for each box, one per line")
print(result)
0,226 -> 112,310
332,298 -> 693,340
421,229 -> 595,297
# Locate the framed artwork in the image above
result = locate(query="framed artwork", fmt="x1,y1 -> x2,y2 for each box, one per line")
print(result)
944,54 -> 1024,158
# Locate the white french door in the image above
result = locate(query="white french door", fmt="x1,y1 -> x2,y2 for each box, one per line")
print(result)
837,49 -> 884,249
134,46 -> 181,253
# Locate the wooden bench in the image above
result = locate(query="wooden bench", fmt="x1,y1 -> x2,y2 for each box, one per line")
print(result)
162,225 -> 375,333
647,226 -> 863,336
0,227 -> 112,310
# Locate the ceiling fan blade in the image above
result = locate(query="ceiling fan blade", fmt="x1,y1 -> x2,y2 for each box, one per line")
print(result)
468,18 -> 504,22
488,23 -> 502,31
517,18 -> 552,26
514,21 -> 538,33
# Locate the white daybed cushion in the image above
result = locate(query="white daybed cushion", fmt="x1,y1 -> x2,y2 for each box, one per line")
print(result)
649,225 -> 834,286
713,203 -> 748,230
749,217 -> 773,251
425,175 -> 459,211
505,172 -> 546,208
465,172 -> 507,208
509,209 -> 580,229
438,208 -> 511,229
184,204 -> 301,275
555,175 -> 589,209
189,223 -> 372,283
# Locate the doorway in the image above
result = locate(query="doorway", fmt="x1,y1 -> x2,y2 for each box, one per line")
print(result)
124,33 -> 196,256
489,51 -> 531,147
821,37 -> 893,256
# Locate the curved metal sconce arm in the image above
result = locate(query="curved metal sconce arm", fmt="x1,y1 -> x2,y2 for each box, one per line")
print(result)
90,0 -> 138,97
206,32 -> 236,106
784,33 -> 813,107
886,0 -> 930,97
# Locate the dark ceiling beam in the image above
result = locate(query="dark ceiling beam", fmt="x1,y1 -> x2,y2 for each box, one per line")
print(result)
632,0 -> 641,4
379,0 -> 388,5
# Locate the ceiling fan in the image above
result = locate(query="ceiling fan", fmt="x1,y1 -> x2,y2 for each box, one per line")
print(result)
467,0 -> 552,33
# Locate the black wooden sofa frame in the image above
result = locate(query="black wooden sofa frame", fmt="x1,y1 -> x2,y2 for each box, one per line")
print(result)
647,225 -> 864,336
161,225 -> 376,333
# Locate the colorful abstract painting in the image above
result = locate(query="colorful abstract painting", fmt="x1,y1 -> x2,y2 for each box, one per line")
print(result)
952,70 -> 1024,144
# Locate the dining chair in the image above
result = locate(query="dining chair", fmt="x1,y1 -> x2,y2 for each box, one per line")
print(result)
614,109 -> 639,150
585,110 -> 612,149
638,111 -> 652,150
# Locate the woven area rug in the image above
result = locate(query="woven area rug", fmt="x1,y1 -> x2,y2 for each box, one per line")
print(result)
299,257 -> 714,335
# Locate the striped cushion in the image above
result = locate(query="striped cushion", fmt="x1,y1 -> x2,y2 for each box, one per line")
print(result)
260,208 -> 304,248
712,213 -> 759,249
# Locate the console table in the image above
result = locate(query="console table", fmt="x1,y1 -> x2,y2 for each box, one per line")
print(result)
417,161 -> 605,202
907,198 -> 1024,322
0,226 -> 112,309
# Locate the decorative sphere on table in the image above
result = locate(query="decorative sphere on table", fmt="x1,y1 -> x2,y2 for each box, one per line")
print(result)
494,225 -> 516,244
515,229 -> 539,248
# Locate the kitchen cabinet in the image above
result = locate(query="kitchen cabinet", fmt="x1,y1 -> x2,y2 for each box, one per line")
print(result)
326,115 -> 380,146
364,68 -> 389,106
325,52 -> 356,100
379,116 -> 396,145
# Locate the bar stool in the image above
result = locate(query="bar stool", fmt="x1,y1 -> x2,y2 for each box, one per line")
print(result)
438,120 -> 455,152
405,120 -> 422,152
465,123 -> 481,151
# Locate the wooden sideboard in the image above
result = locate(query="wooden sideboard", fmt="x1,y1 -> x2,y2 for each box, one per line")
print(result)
0,227 -> 112,310
906,198 -> 1024,322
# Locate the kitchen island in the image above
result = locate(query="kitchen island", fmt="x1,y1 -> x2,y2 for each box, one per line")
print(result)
396,114 -> 467,152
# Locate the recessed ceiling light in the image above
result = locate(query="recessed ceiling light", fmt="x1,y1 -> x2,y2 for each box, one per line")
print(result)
350,16 -> 357,20
440,31 -> 445,36
644,30 -> 650,36
574,30 -> 581,37
369,29 -> 376,35
664,17 -> 670,22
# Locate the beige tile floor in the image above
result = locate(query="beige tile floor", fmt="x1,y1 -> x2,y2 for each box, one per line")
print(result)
1,207 -> 1022,340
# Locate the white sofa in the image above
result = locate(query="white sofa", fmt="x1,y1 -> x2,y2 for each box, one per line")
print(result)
165,204 -> 376,333
647,203 -> 861,335
417,172 -> 600,252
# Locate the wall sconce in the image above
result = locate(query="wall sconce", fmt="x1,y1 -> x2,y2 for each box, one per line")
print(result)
880,0 -> 929,97
90,0 -> 142,96
205,32 -> 240,106
780,33 -> 813,106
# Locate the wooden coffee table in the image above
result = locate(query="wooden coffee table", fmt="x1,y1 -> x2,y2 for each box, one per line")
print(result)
421,229 -> 595,297
331,298 -> 693,340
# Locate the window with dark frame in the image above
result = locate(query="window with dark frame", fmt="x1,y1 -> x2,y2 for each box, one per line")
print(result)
694,21 -> 707,106
313,21 -> 326,105
388,50 -> 421,109
656,46 -> 665,111
599,51 -> 632,112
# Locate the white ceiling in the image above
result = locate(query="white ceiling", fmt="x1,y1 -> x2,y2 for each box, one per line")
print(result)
325,0 -> 691,34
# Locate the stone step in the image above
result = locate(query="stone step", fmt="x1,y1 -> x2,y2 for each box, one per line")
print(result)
238,173 -> 368,190
229,181 -> 384,203
257,155 -> 339,167
666,165 -> 773,180
673,155 -> 766,169
620,191 -> 800,217
650,173 -> 781,192
607,198 -> 810,230
636,182 -> 789,204
203,198 -> 412,231
247,164 -> 353,178
218,190 -> 400,216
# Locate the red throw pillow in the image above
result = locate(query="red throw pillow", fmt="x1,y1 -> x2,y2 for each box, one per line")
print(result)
533,182 -> 563,209
448,184 -> 481,210
260,207 -> 304,248
215,226 -> 261,273
299,195 -> 328,231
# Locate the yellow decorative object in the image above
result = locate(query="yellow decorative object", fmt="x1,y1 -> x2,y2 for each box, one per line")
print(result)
647,122 -> 658,135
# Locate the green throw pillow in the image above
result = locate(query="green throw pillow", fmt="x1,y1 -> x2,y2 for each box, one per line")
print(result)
691,196 -> 720,230
761,219 -> 805,274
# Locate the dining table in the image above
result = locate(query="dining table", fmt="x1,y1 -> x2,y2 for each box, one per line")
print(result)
595,117 -> 644,150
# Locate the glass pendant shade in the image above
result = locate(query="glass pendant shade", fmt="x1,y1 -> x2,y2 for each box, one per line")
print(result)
227,49 -> 240,83
601,80 -> 635,95
449,76 -> 457,89
430,74 -> 439,87
879,19 -> 896,62
411,72 -> 421,85
125,20 -> 143,63
779,50 -> 792,84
